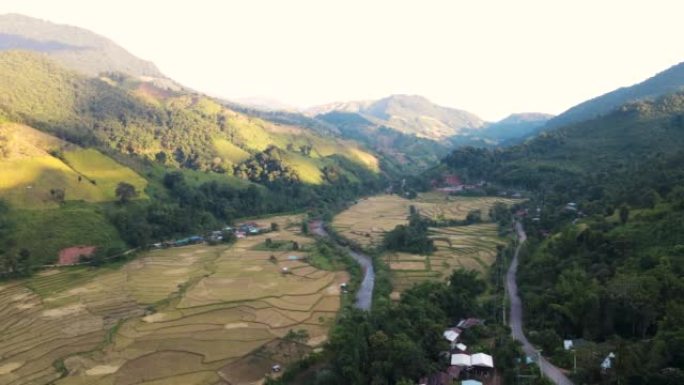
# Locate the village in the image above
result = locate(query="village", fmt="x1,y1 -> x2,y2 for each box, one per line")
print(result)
150,220 -> 270,248
418,318 -> 494,385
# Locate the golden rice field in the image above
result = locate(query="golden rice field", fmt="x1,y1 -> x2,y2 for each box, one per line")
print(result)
0,215 -> 347,385
333,193 -> 516,295
332,193 -> 518,247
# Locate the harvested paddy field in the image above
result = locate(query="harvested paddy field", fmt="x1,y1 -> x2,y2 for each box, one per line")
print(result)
333,194 -> 516,295
333,193 -> 517,247
0,215 -> 347,385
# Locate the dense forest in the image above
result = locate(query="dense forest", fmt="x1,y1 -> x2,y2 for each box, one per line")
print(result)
439,93 -> 684,384
269,269 -> 526,385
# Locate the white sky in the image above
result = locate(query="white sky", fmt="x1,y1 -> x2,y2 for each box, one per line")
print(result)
2,0 -> 684,120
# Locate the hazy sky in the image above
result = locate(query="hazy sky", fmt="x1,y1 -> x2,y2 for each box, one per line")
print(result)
2,0 -> 684,120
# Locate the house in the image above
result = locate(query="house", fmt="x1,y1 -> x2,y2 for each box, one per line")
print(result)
188,235 -> 204,244
444,175 -> 463,187
461,380 -> 483,385
470,353 -> 494,368
451,353 -> 471,367
450,353 -> 494,369
601,352 -> 615,371
443,327 -> 462,347
456,343 -> 467,351
564,202 -> 578,212
457,318 -> 484,329
238,222 -> 262,235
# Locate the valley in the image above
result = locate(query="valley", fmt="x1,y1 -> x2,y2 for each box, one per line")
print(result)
1,7 -> 684,385
0,215 -> 347,385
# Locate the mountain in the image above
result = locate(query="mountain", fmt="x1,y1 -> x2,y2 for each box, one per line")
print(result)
547,61 -> 684,128
233,96 -> 296,111
316,111 -> 451,171
0,50 -> 381,188
0,13 -> 177,89
0,49 -> 390,269
306,94 -> 485,141
440,92 -> 684,385
451,112 -> 553,146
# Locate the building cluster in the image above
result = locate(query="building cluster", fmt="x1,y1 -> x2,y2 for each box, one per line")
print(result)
418,318 -> 494,385
150,222 -> 267,248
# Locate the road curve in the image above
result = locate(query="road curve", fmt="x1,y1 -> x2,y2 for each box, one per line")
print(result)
507,222 -> 574,385
309,220 -> 374,311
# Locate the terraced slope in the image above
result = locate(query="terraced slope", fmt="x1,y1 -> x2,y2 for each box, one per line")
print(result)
0,215 -> 347,385
333,193 -> 517,296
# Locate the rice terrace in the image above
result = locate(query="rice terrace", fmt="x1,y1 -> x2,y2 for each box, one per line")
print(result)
0,215 -> 348,385
333,193 -> 519,293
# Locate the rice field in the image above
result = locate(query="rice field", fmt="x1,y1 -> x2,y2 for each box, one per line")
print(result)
333,193 -> 516,295
0,214 -> 347,385
333,193 -> 518,247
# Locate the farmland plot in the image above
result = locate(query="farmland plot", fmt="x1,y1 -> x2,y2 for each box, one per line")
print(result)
333,194 -> 516,295
0,215 -> 347,385
333,193 -> 518,247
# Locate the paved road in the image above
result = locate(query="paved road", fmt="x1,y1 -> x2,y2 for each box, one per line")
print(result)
507,222 -> 574,385
309,220 -> 374,311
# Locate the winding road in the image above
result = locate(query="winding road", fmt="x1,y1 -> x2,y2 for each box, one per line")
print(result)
507,222 -> 574,385
310,220 -> 374,311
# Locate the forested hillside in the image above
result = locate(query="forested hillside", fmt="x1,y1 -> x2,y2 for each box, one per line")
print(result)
440,92 -> 684,384
0,50 -> 389,275
0,13 -> 166,80
547,60 -> 684,129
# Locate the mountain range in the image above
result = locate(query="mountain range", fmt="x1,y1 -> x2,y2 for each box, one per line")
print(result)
305,94 -> 485,141
0,13 -> 179,89
547,60 -> 684,129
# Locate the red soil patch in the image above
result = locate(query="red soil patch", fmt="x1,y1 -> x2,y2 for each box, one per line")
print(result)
58,246 -> 96,265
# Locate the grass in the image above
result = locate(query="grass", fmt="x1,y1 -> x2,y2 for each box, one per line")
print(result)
10,203 -> 126,265
61,148 -> 148,200
0,124 -> 149,208
213,138 -> 251,164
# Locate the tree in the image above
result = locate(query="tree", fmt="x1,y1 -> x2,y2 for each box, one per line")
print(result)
222,230 -> 237,244
466,209 -> 482,224
50,188 -> 65,204
155,151 -> 167,164
619,205 -> 629,224
115,182 -> 138,203
301,222 -> 309,235
271,222 -> 279,231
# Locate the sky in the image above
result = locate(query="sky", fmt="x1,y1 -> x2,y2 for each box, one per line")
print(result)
2,0 -> 684,121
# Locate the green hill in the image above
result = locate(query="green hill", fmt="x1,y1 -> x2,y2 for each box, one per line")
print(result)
440,91 -> 684,385
0,13 -> 168,81
0,123 -> 147,208
547,61 -> 684,129
0,50 -> 380,185
0,51 -> 388,271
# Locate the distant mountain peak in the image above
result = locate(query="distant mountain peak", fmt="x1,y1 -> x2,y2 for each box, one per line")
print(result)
306,94 -> 484,141
0,13 -> 169,82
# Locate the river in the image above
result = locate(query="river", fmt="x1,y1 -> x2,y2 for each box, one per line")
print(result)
309,220 -> 374,311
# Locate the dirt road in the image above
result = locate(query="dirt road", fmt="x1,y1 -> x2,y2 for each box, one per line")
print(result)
507,222 -> 574,385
